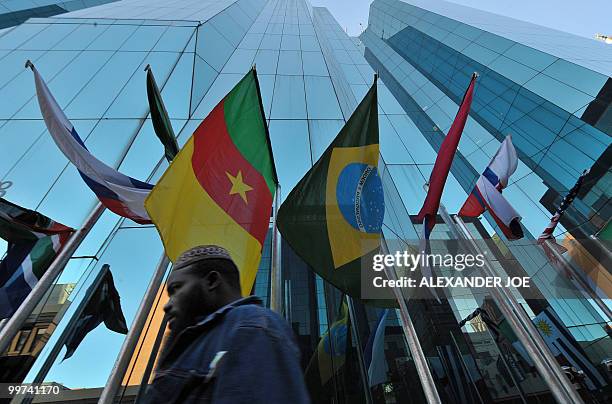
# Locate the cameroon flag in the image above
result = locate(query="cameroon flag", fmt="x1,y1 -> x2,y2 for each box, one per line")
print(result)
277,80 -> 384,301
145,69 -> 277,296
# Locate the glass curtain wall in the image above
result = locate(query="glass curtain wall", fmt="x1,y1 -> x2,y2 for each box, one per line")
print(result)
360,0 -> 611,402
0,0 -> 610,402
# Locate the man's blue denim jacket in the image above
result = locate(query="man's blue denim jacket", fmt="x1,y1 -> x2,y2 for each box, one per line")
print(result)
141,296 -> 310,404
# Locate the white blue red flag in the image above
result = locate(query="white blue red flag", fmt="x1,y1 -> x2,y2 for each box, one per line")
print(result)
459,136 -> 523,240
29,62 -> 153,224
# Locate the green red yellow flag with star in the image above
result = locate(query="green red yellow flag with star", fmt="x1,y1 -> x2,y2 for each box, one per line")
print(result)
145,69 -> 277,296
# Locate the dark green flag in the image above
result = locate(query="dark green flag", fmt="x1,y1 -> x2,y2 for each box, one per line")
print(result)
277,79 -> 385,302
146,65 -> 179,162
63,264 -> 128,360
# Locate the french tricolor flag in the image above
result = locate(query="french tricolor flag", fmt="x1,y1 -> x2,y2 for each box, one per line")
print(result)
29,62 -> 153,224
459,136 -> 523,239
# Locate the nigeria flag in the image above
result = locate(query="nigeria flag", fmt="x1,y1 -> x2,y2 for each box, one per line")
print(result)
277,80 -> 385,302
0,198 -> 73,318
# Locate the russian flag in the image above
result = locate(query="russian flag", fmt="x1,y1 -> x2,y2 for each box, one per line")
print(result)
29,62 -> 153,224
459,136 -> 523,239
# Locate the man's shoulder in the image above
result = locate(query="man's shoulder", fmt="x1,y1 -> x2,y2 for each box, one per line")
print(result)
225,303 -> 290,333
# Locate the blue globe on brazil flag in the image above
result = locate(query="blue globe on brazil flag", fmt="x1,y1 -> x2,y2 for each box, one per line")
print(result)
323,323 -> 347,356
336,163 -> 384,233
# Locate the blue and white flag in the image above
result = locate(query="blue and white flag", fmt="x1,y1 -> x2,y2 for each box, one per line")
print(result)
533,308 -> 606,390
364,309 -> 389,387
29,62 -> 153,224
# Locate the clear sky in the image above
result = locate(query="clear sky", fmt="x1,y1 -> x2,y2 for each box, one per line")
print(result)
310,0 -> 612,40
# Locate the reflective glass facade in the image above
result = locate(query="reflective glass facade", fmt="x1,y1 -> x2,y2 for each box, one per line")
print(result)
0,0 -> 118,29
0,0 -> 610,402
360,0 -> 611,402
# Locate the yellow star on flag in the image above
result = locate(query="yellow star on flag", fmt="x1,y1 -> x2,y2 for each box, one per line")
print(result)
226,170 -> 253,203
536,319 -> 552,337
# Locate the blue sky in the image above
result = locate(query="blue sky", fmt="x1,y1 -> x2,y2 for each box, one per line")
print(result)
311,0 -> 612,39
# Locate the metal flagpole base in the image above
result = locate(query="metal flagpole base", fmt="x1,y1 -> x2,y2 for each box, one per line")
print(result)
98,254 -> 170,404
269,184 -> 283,313
0,202 -> 105,355
453,215 -> 584,404
346,297 -> 374,404
380,239 -> 442,404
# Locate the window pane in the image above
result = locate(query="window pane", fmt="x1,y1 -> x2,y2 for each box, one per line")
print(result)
277,50 -> 302,75
304,76 -> 342,119
302,51 -> 328,76
271,75 -> 306,119
268,119 -> 311,200
222,48 -> 257,74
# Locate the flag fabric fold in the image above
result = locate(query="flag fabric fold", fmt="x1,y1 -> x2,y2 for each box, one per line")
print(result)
0,198 -> 73,318
531,308 -> 606,390
459,135 -> 523,240
146,65 -> 179,162
277,79 -> 384,301
63,264 -> 128,360
364,309 -> 389,387
417,73 -> 477,234
145,69 -> 277,296
416,74 -> 476,301
306,297 -> 350,386
29,62 -> 153,224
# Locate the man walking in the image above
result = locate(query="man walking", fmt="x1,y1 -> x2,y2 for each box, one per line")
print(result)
142,245 -> 310,403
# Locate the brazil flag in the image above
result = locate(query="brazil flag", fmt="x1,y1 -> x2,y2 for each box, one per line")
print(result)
277,80 -> 383,300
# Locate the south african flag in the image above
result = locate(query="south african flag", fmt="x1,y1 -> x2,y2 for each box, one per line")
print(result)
0,198 -> 73,318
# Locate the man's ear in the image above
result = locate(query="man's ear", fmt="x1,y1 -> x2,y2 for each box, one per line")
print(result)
204,270 -> 222,291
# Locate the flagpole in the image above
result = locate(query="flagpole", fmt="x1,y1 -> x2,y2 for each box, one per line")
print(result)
99,253 -> 170,404
0,201 -> 105,355
458,309 -> 528,403
452,215 -> 585,404
380,238 -> 442,404
269,184 -> 283,314
133,315 -> 169,402
447,331 -> 486,404
19,264 -> 111,404
483,327 -> 529,404
346,296 -> 374,404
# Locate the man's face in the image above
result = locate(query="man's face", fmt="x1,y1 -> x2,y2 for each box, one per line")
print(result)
164,266 -> 211,332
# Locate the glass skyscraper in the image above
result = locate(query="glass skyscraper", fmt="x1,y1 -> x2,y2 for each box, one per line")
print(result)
0,0 -> 610,402
0,0 -> 118,29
